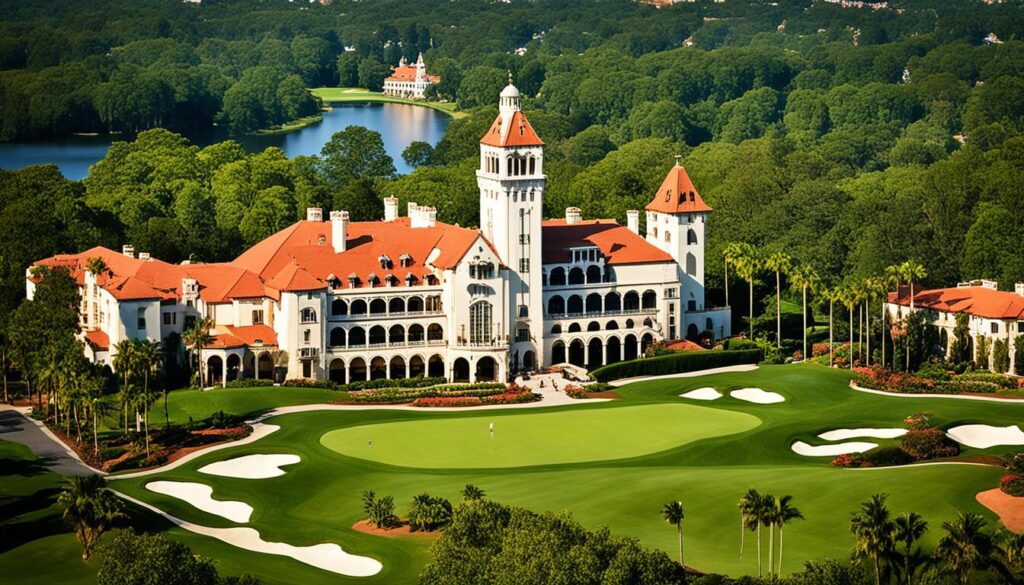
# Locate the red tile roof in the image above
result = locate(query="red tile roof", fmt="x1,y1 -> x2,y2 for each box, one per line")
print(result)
665,339 -> 706,352
541,219 -> 674,265
480,111 -> 544,147
84,329 -> 110,351
888,286 -> 1024,320
206,325 -> 278,349
646,164 -> 712,214
385,66 -> 439,83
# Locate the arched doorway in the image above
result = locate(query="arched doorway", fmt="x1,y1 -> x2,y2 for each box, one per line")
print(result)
226,354 -> 241,382
522,350 -> 536,371
475,357 -> 497,382
206,355 -> 223,386
409,355 -> 425,378
551,340 -> 566,364
568,339 -> 585,367
349,357 -> 367,382
329,359 -> 346,384
624,334 -> 638,361
428,354 -> 445,378
257,353 -> 273,379
390,356 -> 407,379
687,324 -> 700,341
453,358 -> 470,382
641,333 -> 654,354
587,338 -> 603,370
606,337 -> 621,364
370,357 -> 387,380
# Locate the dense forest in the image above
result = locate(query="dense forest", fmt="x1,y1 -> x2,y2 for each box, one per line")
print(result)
3,0 -> 1024,329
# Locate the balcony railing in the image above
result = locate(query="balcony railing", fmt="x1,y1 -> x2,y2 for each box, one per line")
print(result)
327,339 -> 446,352
299,347 -> 319,359
545,307 -> 658,319
328,309 -> 444,321
454,339 -> 509,349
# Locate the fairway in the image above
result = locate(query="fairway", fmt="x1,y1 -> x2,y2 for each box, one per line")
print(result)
319,403 -> 761,468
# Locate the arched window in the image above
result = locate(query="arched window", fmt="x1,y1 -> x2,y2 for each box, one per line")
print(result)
567,295 -> 583,314
586,265 -> 602,284
686,253 -> 697,277
369,326 -> 386,345
547,296 -> 565,315
605,292 -> 621,312
624,291 -> 640,311
568,267 -> 585,285
585,293 -> 602,314
606,320 -> 619,330
408,296 -> 424,312
350,300 -> 367,315
389,297 -> 406,314
549,267 -> 566,286
551,324 -> 562,334
469,301 -> 492,344
300,308 -> 317,323
349,326 -> 366,346
642,290 -> 657,309
587,321 -> 601,332
329,328 -> 345,347
528,156 -> 536,175
409,324 -> 425,341
687,229 -> 698,245
331,299 -> 348,316
389,324 -> 405,344
428,323 -> 444,341
369,299 -> 386,314
568,323 -> 582,333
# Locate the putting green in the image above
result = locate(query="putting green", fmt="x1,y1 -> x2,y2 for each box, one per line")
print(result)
319,403 -> 761,468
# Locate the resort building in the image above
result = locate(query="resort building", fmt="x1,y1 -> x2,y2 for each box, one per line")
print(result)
381,53 -> 438,99
26,82 -> 729,386
885,280 -> 1024,373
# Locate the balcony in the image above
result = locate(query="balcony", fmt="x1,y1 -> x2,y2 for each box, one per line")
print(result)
454,339 -> 509,350
545,307 -> 658,319
328,309 -> 444,321
298,347 -> 319,359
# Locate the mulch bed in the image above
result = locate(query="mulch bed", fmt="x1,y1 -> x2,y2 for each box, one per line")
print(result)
351,519 -> 438,538
977,488 -> 1024,533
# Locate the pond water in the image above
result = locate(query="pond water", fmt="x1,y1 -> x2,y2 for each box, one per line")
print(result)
0,102 -> 450,180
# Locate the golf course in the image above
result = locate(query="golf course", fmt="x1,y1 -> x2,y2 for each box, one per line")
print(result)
3,363 -> 1022,584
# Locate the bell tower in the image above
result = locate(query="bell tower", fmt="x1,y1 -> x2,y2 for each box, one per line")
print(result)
476,79 -> 545,370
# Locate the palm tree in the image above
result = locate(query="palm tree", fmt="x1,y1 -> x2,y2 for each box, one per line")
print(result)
662,500 -> 686,567
1004,531 -> 1024,572
764,252 -> 792,350
892,511 -> 928,585
826,286 -> 837,367
850,493 -> 894,585
732,244 -> 762,339
723,242 -> 744,309
461,484 -> 485,501
760,493 -> 778,577
789,265 -> 820,362
935,512 -> 995,584
776,495 -> 803,576
883,265 -> 902,369
135,339 -> 161,458
183,318 -> 214,388
900,261 -> 926,370
111,339 -> 137,433
57,474 -> 125,560
840,283 -> 860,370
738,489 -> 761,562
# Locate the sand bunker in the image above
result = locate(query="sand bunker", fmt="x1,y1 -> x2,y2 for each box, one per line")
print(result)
680,387 -> 723,401
198,454 -> 300,479
977,488 -> 1024,534
146,481 -> 252,523
947,425 -> 1024,449
730,388 -> 785,404
193,526 -> 383,576
818,428 -> 908,441
791,440 -> 878,456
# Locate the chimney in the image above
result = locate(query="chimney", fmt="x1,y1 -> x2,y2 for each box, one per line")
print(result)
565,207 -> 582,225
138,252 -> 151,261
306,207 -> 323,222
626,210 -> 639,235
122,244 -> 135,258
409,203 -> 437,228
1016,283 -> 1024,297
330,210 -> 349,253
384,197 -> 399,222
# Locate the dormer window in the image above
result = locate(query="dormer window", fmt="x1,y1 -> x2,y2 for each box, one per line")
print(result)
425,274 -> 438,286
665,189 -> 672,202
385,274 -> 397,287
367,273 -> 380,287
347,273 -> 359,288
405,273 -> 417,286
399,253 -> 412,267
378,254 -> 392,269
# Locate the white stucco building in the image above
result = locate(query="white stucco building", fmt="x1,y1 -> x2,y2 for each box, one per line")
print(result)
28,83 -> 730,385
885,280 -> 1024,373
382,53 -> 438,99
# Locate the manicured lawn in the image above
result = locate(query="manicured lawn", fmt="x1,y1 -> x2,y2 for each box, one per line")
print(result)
321,403 -> 761,468
310,87 -> 466,118
7,364 -> 1023,584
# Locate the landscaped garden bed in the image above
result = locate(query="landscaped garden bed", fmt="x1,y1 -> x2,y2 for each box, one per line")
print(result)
852,366 -> 1023,396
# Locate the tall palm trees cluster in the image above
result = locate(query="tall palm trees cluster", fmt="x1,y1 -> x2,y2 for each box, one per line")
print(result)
182,317 -> 214,388
722,243 -> 928,372
850,492 -> 1024,585
111,337 -> 163,458
737,489 -> 803,579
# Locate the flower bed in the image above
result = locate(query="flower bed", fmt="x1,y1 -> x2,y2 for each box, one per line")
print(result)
1000,473 -> 1024,497
410,387 -> 539,407
345,383 -> 509,404
853,366 -> 1020,396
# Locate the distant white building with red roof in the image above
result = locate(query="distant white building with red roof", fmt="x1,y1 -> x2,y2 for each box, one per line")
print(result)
28,82 -> 729,386
382,53 -> 439,99
885,280 -> 1023,372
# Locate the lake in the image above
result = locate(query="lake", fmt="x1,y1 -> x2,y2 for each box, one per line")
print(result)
0,102 -> 451,180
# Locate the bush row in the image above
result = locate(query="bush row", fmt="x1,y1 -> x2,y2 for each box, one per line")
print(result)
281,376 -> 449,392
344,383 -> 509,404
589,349 -> 763,382
853,366 -> 1020,395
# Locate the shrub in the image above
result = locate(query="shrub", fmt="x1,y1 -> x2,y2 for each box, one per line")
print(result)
208,410 -> 245,429
860,446 -> 913,467
362,491 -> 400,529
407,493 -> 453,532
1015,335 -> 1024,375
831,453 -> 862,468
223,378 -> 270,389
724,338 -> 757,351
590,349 -> 762,382
1004,452 -> 1024,475
993,339 -> 1011,373
903,412 -> 933,431
811,342 -> 830,358
282,378 -> 335,389
1000,473 -> 1024,497
900,428 -> 959,460
412,396 -> 483,407
563,384 -> 587,399
915,362 -> 951,381
97,531 -> 223,585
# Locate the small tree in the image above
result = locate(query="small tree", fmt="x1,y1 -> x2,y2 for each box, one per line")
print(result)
1015,335 -> 1024,375
992,339 -> 1010,374
96,530 -> 228,585
948,314 -> 972,366
362,490 -> 399,529
57,474 -> 125,559
850,493 -> 893,585
408,493 -> 453,532
976,335 -> 991,370
661,500 -> 685,567
461,484 -> 485,501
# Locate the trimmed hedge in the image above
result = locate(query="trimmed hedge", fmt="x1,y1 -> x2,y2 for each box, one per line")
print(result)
590,349 -> 763,382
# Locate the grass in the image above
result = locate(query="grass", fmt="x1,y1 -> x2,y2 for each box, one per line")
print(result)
250,112 -> 325,135
310,87 -> 467,119
3,364 -> 1021,583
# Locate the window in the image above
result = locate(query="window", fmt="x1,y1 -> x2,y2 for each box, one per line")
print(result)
470,301 -> 493,344
252,310 -> 264,325
519,234 -> 530,244
516,328 -> 530,342
665,231 -> 671,243
137,308 -> 146,330
519,259 -> 530,273
991,322 -> 999,334
306,292 -> 316,300
301,308 -> 317,323
653,227 -> 659,238
163,313 -> 172,325
303,329 -> 311,344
